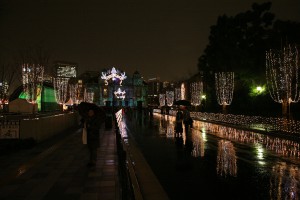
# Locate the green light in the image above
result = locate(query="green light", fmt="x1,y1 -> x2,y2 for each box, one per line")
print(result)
250,85 -> 266,96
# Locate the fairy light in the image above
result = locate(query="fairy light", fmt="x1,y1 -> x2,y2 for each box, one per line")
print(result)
101,67 -> 127,86
215,72 -> 234,106
175,87 -> 181,101
191,111 -> 300,135
159,94 -> 166,106
0,81 -> 9,103
22,63 -> 44,103
84,88 -> 94,103
190,82 -> 203,106
181,83 -> 186,100
53,77 -> 68,104
166,91 -> 174,106
266,44 -> 299,117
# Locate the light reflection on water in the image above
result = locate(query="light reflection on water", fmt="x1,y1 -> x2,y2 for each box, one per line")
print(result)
270,162 -> 300,200
217,140 -> 237,177
153,113 -> 300,199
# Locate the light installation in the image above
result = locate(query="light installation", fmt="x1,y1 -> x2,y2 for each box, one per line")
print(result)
215,72 -> 234,113
0,81 -> 9,104
84,88 -> 94,103
181,83 -> 186,100
68,83 -> 78,105
175,88 -> 181,101
53,77 -> 68,105
166,91 -> 174,106
114,88 -> 126,100
22,63 -> 44,103
266,44 -> 299,118
159,94 -> 166,106
101,67 -> 127,86
190,82 -> 203,106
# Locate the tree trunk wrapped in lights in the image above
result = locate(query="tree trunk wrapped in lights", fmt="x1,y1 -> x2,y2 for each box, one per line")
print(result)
175,88 -> 181,101
159,94 -> 166,107
22,63 -> 44,103
166,91 -> 174,106
190,82 -> 203,106
266,44 -> 299,118
215,72 -> 234,114
54,77 -> 69,105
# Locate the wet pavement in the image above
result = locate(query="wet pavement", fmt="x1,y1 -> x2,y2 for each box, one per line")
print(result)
125,111 -> 300,200
0,124 -> 119,200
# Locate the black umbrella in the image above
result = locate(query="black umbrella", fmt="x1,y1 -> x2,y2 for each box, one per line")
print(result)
174,100 -> 191,106
77,102 -> 105,120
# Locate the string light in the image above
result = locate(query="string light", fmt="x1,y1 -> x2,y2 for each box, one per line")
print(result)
266,44 -> 299,117
114,87 -> 126,100
191,112 -> 300,135
159,94 -> 166,106
181,83 -> 186,100
22,63 -> 44,103
190,82 -> 203,106
53,77 -> 68,104
215,72 -> 234,106
175,87 -> 181,101
84,88 -> 94,103
101,67 -> 127,86
166,91 -> 174,106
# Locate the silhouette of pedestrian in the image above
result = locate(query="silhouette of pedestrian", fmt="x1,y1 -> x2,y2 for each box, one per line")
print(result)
85,109 -> 101,167
183,106 -> 191,133
175,109 -> 183,136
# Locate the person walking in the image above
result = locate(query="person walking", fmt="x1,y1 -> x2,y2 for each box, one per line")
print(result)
175,109 -> 183,135
85,109 -> 101,167
183,106 -> 191,133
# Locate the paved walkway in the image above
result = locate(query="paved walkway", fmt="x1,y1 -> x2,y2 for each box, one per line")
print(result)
0,124 -> 120,200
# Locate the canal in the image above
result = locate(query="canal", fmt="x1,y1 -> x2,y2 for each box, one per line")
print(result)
125,111 -> 300,200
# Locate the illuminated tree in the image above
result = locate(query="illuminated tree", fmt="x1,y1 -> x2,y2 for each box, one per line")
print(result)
18,45 -> 50,107
0,63 -> 17,104
53,77 -> 68,105
159,94 -> 166,107
215,72 -> 234,114
190,82 -> 203,106
22,63 -> 44,103
175,87 -> 181,101
266,44 -> 299,118
166,91 -> 174,106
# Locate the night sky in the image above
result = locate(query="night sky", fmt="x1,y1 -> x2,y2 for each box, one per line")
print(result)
1,0 -> 299,81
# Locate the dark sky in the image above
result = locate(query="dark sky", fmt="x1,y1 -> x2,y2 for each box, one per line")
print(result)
1,0 -> 300,81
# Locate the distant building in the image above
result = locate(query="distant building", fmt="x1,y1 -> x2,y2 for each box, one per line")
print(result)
147,77 -> 161,106
54,61 -> 77,78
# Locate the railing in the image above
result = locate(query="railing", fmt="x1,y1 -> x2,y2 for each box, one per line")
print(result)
115,109 -> 169,200
115,109 -> 142,200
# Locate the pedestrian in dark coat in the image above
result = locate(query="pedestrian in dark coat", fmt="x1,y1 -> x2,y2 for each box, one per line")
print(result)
86,109 -> 101,167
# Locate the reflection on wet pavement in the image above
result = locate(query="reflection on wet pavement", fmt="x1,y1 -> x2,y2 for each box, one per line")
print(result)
126,111 -> 300,199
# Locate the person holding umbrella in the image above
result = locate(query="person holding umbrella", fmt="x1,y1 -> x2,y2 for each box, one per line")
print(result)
85,108 -> 101,167
182,106 -> 191,133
